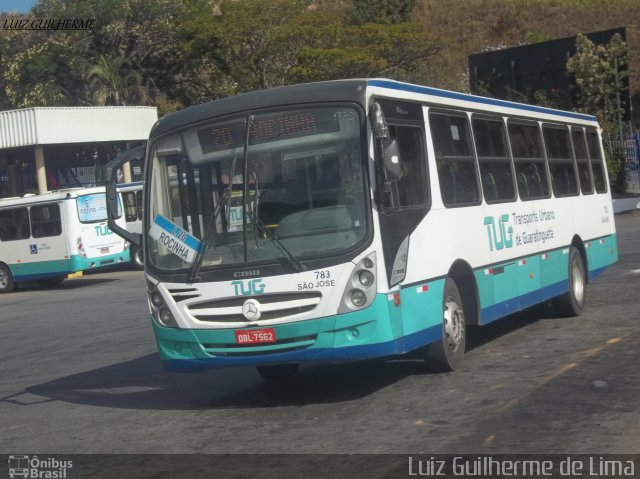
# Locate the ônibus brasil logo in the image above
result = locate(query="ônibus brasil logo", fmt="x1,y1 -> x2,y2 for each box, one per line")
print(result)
8,455 -> 73,479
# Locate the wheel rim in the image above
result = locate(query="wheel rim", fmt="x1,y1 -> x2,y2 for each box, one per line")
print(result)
571,260 -> 585,304
444,296 -> 464,351
0,269 -> 8,289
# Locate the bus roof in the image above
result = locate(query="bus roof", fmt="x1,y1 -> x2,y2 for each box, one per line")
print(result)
150,78 -> 598,138
367,79 -> 597,122
0,186 -> 107,209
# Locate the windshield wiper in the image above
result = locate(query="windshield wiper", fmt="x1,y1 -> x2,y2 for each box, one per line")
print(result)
248,169 -> 306,272
186,188 -> 230,283
250,211 -> 306,272
187,157 -> 238,283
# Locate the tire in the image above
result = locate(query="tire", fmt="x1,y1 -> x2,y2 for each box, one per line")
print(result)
424,278 -> 466,372
554,246 -> 586,317
256,363 -> 299,382
0,263 -> 15,294
38,276 -> 65,288
131,245 -> 144,269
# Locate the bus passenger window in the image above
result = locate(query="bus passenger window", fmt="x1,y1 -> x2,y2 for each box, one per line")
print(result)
571,128 -> 594,195
586,130 -> 608,193
123,192 -> 138,222
543,124 -> 578,197
431,111 -> 480,207
31,204 -> 62,238
472,116 -> 516,203
387,125 -> 429,208
508,121 -> 550,200
136,190 -> 143,220
0,207 -> 30,241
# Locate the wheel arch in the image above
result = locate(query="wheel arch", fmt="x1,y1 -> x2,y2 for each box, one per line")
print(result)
570,234 -> 588,283
448,259 -> 480,326
0,260 -> 16,293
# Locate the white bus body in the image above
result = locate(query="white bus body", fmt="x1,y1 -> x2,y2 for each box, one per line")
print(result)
0,187 -> 130,293
109,79 -> 617,377
118,181 -> 144,268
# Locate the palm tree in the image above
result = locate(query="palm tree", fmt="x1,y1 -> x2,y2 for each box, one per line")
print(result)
87,55 -> 146,106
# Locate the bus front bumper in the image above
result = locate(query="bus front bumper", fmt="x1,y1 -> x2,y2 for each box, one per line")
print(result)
152,294 -> 442,372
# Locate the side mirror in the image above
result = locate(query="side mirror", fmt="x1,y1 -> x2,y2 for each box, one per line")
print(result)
381,138 -> 401,181
102,146 -> 145,247
372,102 -> 389,139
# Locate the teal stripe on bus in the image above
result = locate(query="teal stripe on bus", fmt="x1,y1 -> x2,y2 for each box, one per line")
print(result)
10,251 -> 130,281
10,258 -> 71,280
474,234 -> 617,325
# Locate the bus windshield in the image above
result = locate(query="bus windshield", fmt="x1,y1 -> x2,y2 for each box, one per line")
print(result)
147,105 -> 368,273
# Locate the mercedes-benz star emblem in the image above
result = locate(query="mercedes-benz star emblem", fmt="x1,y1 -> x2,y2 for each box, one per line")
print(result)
242,299 -> 261,321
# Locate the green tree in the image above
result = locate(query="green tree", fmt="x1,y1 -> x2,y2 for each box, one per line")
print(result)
0,0 -> 207,111
188,0 -> 440,96
0,11 -> 91,107
293,21 -> 438,83
347,0 -> 419,25
567,33 -> 629,193
87,54 -> 145,105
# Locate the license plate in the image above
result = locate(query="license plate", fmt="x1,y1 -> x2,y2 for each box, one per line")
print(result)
235,328 -> 276,345
100,247 -> 110,254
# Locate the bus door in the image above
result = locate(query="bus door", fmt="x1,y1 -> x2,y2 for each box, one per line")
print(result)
373,100 -> 431,352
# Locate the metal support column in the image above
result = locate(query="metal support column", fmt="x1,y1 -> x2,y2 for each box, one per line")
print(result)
34,147 -> 47,195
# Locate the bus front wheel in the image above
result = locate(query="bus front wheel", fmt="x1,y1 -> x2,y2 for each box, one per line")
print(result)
424,278 -> 466,372
554,246 -> 586,317
0,263 -> 15,294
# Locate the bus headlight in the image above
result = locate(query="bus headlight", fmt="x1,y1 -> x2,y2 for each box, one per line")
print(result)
151,292 -> 164,308
147,281 -> 178,328
351,289 -> 367,307
338,252 -> 377,313
158,308 -> 175,326
358,270 -> 374,287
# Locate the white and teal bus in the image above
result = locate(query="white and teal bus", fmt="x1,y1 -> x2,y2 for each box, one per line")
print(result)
105,79 -> 618,379
0,187 -> 130,293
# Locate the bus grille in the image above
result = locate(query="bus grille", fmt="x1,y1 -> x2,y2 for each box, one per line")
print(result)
167,287 -> 201,302
187,292 -> 322,323
202,334 -> 317,356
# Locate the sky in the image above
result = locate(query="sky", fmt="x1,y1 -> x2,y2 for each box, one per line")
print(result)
1,0 -> 36,13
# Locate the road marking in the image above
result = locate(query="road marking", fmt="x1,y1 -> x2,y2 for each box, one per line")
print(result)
482,331 -> 633,425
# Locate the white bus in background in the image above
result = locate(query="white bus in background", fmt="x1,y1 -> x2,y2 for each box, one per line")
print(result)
118,181 -> 144,268
0,187 -> 130,293
105,79 -> 618,380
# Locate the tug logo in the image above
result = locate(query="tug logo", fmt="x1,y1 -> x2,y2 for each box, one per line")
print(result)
484,214 -> 513,251
232,278 -> 265,296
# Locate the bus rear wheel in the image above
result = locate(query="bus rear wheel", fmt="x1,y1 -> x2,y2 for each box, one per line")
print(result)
554,246 -> 586,317
424,278 -> 466,372
0,263 -> 14,294
256,363 -> 299,382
